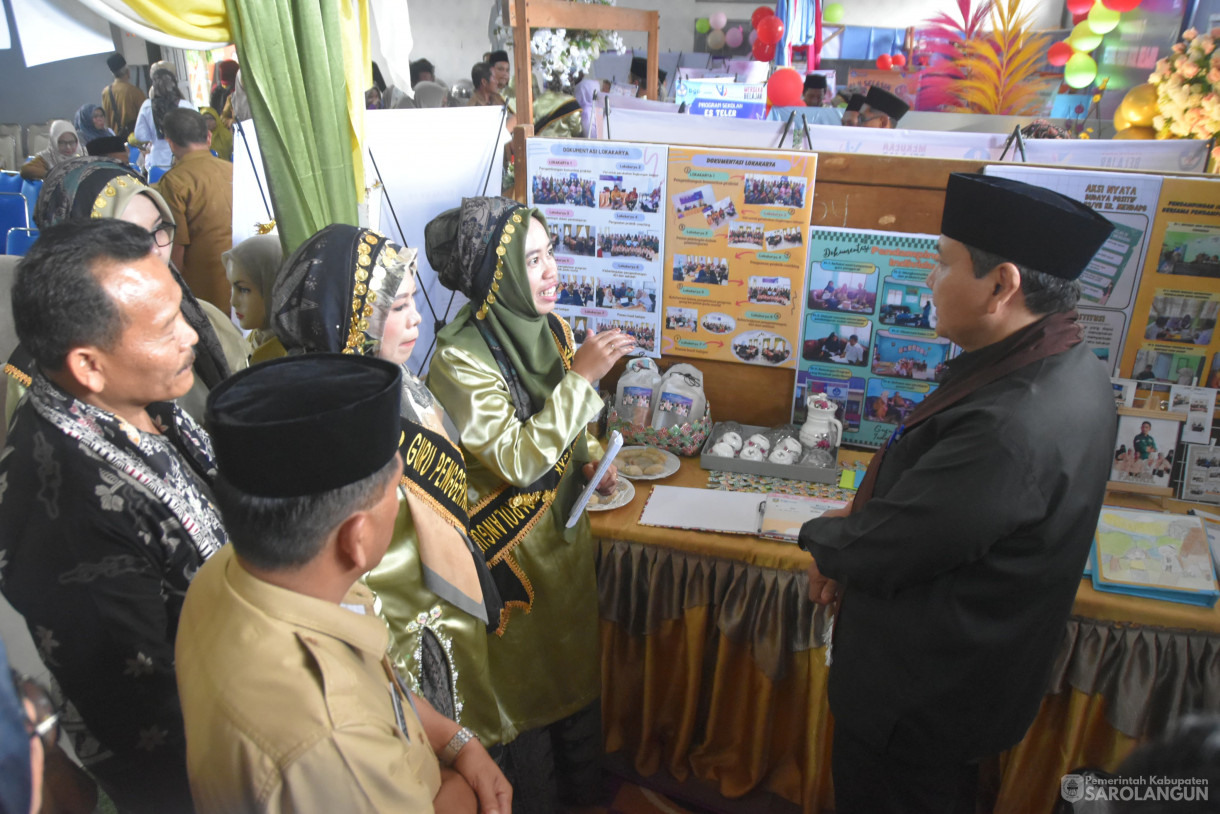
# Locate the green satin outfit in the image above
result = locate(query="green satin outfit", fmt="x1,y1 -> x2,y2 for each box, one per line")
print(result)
428,345 -> 605,735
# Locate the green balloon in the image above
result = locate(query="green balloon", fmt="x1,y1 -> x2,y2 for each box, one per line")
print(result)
823,3 -> 845,23
1086,3 -> 1120,35
696,18 -> 711,34
1064,51 -> 1098,88
1068,20 -> 1103,52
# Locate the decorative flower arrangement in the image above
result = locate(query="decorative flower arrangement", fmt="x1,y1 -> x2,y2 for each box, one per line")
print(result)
1149,26 -> 1220,169
529,0 -> 626,90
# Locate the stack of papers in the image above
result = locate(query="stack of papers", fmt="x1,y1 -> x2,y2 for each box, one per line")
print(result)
1092,507 -> 1220,607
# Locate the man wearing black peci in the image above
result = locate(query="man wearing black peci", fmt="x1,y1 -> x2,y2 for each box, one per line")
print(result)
799,173 -> 1117,813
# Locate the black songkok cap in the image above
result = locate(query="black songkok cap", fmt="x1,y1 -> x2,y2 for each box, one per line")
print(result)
489,50 -> 509,66
804,73 -> 828,91
845,93 -> 866,112
941,173 -> 1116,281
86,135 -> 127,156
106,52 -> 126,74
206,354 -> 402,498
864,86 -> 909,121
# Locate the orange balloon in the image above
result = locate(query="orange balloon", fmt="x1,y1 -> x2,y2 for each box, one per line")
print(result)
1113,126 -> 1157,139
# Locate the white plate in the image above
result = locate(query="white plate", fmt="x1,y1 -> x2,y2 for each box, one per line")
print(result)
586,475 -> 635,511
617,446 -> 681,480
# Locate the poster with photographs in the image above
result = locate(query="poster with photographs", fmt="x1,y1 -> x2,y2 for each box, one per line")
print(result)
1168,385 -> 1217,444
1181,444 -> 1220,506
661,146 -> 816,368
1119,177 -> 1220,380
527,138 -> 665,357
1110,410 -> 1184,493
794,227 -> 956,448
984,166 -> 1164,374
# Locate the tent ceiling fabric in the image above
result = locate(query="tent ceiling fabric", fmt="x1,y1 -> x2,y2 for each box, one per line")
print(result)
110,0 -> 229,44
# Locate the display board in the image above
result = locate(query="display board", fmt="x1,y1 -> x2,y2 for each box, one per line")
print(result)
661,146 -> 817,369
673,78 -> 767,119
1118,177 -> 1220,387
795,227 -> 953,447
526,138 -> 667,358
985,165 -> 1163,374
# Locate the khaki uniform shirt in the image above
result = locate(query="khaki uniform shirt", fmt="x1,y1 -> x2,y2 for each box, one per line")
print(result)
101,79 -> 146,135
156,149 -> 234,313
175,546 -> 441,813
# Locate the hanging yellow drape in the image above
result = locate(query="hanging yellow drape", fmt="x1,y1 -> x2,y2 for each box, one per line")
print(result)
117,0 -> 369,250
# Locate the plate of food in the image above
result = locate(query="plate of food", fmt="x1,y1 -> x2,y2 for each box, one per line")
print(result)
586,475 -> 635,511
617,445 -> 681,480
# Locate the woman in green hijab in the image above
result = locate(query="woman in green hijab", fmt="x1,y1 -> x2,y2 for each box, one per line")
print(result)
427,196 -> 634,808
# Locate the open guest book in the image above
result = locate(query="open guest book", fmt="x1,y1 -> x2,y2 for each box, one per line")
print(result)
1091,507 -> 1220,608
638,486 -> 848,541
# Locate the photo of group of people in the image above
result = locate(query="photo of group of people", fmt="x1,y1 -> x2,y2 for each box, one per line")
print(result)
672,254 -> 729,285
807,268 -> 878,314
703,197 -> 738,228
802,322 -> 872,367
701,312 -> 735,334
666,306 -> 699,332
731,330 -> 792,365
864,380 -> 927,426
549,223 -> 597,257
879,282 -> 933,328
765,227 -> 803,250
570,315 -> 657,352
728,222 -> 764,250
598,174 -> 660,213
1156,224 -> 1220,279
1142,291 -> 1219,345
1133,347 -> 1207,385
748,276 -> 792,306
1111,414 -> 1181,490
743,174 -> 806,208
871,331 -> 951,380
598,279 -> 656,312
597,231 -> 660,260
672,184 -> 714,219
533,173 -> 596,207
1181,443 -> 1220,505
557,274 -> 597,307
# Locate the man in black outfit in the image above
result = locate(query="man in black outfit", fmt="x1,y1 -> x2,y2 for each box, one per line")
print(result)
799,173 -> 1117,813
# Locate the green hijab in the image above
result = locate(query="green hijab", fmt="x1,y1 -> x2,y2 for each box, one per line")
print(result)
430,197 -> 573,417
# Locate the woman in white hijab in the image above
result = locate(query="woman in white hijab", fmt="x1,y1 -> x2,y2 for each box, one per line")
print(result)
19,120 -> 83,181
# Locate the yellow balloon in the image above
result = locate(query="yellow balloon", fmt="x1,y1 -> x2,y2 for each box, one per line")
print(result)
1113,103 -> 1133,131
1120,83 -> 1157,127
1113,126 -> 1157,139
1069,21 -> 1103,51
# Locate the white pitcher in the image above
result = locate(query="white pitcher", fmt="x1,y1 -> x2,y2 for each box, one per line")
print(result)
800,393 -> 843,461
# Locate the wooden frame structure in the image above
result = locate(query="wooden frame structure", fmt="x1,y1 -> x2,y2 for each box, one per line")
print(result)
502,0 -> 659,199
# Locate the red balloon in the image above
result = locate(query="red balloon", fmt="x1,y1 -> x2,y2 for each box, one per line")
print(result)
891,53 -> 907,67
767,67 -> 804,106
752,38 -> 777,62
1047,40 -> 1074,66
876,54 -> 893,70
1071,11 -> 1088,23
1100,0 -> 1141,9
751,5 -> 775,29
757,15 -> 785,45
1065,0 -> 1093,13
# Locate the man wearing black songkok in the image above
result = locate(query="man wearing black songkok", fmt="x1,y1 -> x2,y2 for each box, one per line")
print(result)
858,85 -> 909,128
799,174 -> 1117,813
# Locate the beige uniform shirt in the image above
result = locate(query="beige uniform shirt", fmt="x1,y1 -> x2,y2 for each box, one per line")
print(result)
176,546 -> 441,813
156,149 -> 234,313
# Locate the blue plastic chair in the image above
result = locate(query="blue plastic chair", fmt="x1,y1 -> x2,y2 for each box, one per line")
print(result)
0,171 -> 21,194
19,179 -> 40,222
148,165 -> 168,184
128,145 -> 140,165
5,227 -> 38,256
0,192 -> 30,254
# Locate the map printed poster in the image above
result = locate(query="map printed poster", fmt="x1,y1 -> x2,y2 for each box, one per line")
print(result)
985,165 -> 1163,374
1117,176 -> 1220,389
661,146 -> 816,368
795,228 -> 955,448
526,138 -> 666,358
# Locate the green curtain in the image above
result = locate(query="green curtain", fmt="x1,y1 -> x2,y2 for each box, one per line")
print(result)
222,0 -> 365,253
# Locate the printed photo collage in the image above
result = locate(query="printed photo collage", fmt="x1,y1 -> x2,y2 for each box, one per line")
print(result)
527,141 -> 667,357
661,149 -> 817,368
795,228 -> 958,448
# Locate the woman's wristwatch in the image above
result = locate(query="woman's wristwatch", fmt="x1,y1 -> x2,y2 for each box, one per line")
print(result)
440,726 -> 477,765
